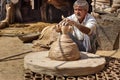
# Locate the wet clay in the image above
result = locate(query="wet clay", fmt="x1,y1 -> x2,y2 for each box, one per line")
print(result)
48,25 -> 80,61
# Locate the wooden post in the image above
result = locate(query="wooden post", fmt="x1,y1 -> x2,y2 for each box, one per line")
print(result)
30,0 -> 34,9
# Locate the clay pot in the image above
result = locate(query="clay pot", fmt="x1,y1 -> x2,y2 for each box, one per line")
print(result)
18,32 -> 40,43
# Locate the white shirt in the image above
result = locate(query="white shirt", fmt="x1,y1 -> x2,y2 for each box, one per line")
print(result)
67,13 -> 97,40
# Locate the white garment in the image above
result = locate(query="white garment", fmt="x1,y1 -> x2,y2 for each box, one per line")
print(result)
67,13 -> 97,40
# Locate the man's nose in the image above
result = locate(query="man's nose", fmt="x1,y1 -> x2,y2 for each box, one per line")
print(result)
75,10 -> 80,14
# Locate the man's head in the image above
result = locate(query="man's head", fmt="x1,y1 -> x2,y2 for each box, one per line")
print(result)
73,0 -> 89,22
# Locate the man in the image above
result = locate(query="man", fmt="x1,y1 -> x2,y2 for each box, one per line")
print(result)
56,0 -> 98,53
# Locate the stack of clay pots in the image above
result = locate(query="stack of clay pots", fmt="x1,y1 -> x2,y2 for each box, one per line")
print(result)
104,0 -> 120,13
112,0 -> 120,13
92,0 -> 120,13
91,0 -> 110,12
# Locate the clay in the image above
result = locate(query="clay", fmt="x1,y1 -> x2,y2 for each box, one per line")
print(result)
48,25 -> 80,61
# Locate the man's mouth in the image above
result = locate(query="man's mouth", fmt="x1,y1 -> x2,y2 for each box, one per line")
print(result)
75,14 -> 81,19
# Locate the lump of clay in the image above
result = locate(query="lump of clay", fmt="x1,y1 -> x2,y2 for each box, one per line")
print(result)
48,25 -> 80,61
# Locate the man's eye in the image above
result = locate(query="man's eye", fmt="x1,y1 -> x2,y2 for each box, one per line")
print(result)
74,9 -> 82,11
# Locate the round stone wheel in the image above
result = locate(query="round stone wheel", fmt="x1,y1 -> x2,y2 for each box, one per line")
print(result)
24,51 -> 106,76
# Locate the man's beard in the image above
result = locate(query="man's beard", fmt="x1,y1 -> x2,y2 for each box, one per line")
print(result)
75,14 -> 81,20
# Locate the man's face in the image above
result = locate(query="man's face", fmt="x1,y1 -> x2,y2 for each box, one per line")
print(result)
74,6 -> 87,22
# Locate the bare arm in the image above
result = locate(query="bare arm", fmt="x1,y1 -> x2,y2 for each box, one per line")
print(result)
55,18 -> 91,34
66,19 -> 91,35
74,23 -> 91,34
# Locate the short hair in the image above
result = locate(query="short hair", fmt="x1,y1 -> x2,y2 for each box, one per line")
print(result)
73,0 -> 89,12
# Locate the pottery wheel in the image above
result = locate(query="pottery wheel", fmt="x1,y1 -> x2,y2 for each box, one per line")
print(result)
24,51 -> 106,76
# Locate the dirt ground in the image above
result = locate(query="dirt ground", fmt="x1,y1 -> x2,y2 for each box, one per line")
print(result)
0,37 -> 32,80
0,13 -> 120,80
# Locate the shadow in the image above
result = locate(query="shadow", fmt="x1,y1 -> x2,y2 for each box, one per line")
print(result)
113,32 -> 120,50
0,57 -> 24,62
80,52 -> 104,60
0,50 -> 32,62
79,53 -> 89,60
58,35 -> 71,61
108,49 -> 119,57
102,56 -> 120,71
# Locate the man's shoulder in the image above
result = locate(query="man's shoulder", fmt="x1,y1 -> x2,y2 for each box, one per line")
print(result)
87,13 -> 96,20
84,13 -> 97,23
67,14 -> 78,22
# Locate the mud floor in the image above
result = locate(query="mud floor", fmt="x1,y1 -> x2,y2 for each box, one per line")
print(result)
0,37 -> 32,80
0,13 -> 119,80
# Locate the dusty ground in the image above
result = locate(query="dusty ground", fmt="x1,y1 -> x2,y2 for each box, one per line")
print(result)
0,37 -> 32,80
0,13 -> 120,80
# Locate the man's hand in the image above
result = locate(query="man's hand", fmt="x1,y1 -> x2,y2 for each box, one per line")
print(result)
61,25 -> 72,34
65,18 -> 77,26
55,18 -> 69,32
55,18 -> 76,33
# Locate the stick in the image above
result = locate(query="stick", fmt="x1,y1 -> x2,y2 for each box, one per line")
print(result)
0,50 -> 32,61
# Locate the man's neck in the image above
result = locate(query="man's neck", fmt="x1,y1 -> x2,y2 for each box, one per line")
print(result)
79,13 -> 88,24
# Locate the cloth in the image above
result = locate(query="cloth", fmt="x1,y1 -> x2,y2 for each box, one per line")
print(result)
6,0 -> 11,4
32,25 -> 59,51
67,13 -> 98,53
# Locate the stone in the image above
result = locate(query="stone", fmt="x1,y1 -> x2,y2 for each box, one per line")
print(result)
24,51 -> 106,76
